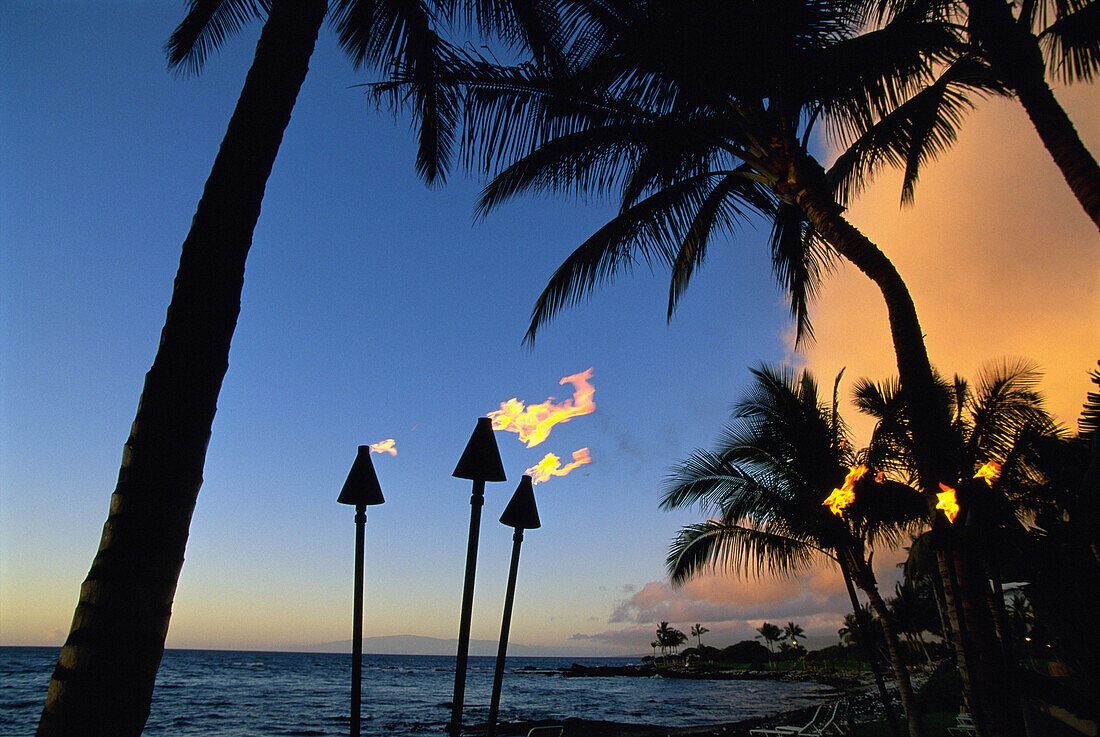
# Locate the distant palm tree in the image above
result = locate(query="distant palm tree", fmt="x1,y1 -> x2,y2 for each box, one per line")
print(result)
756,622 -> 784,656
691,623 -> 710,648
783,622 -> 806,648
35,2 -> 554,736
664,365 -> 926,736
655,621 -> 674,661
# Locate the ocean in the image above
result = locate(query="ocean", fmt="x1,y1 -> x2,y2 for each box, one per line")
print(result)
1,647 -> 835,736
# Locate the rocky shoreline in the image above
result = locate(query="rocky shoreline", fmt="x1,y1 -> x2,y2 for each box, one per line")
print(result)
558,662 -> 866,690
480,687 -> 891,737
473,665 -> 895,737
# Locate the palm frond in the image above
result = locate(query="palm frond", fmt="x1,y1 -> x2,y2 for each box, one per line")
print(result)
1039,1 -> 1100,83
768,202 -> 835,345
667,520 -> 820,586
815,7 -> 957,131
660,448 -> 753,513
966,357 -> 1049,462
165,0 -> 270,76
828,56 -> 1007,207
667,170 -> 773,320
1079,361 -> 1100,439
522,171 -> 735,344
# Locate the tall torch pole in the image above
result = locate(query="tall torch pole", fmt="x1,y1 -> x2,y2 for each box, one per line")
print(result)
486,475 -> 540,737
337,446 -> 386,737
449,418 -> 506,737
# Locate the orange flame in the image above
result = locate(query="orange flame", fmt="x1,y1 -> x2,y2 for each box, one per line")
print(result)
526,448 -> 591,484
974,461 -> 1000,486
822,465 -> 868,517
368,439 -> 397,456
936,483 -> 960,523
488,368 -> 595,448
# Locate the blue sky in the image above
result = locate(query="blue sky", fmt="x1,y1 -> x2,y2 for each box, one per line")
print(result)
2,2 -> 1096,656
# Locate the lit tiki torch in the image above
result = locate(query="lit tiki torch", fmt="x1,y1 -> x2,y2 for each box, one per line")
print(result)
486,475 -> 541,737
336,446 -> 387,737
449,418 -> 506,736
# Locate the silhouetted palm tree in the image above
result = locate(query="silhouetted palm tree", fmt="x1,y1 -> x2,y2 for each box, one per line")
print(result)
757,622 -> 784,658
855,357 -> 1060,733
36,2 -> 551,735
783,621 -> 807,648
393,1 -> 1011,729
841,0 -> 1100,229
691,623 -> 710,648
663,365 -> 926,736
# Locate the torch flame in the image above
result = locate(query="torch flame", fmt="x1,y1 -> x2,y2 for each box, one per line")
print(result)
822,465 -> 868,517
526,448 -> 591,484
488,368 -> 595,448
936,483 -> 960,523
974,461 -> 1000,486
368,439 -> 397,456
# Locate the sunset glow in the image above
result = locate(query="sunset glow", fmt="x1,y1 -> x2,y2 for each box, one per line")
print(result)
488,368 -> 595,448
822,465 -> 868,517
936,484 -> 960,523
526,447 -> 592,484
369,439 -> 397,455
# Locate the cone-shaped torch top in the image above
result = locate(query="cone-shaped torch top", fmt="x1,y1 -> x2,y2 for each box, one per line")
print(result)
337,446 -> 386,506
500,475 -> 540,530
453,417 -> 507,482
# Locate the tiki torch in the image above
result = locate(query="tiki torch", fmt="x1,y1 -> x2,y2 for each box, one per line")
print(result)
485,475 -> 541,737
449,418 -> 506,736
337,446 -> 386,737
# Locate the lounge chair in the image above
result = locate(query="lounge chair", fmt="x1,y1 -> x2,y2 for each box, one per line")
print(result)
525,726 -> 564,737
749,704 -> 824,736
947,713 -> 976,735
809,700 -> 849,737
750,700 -> 849,737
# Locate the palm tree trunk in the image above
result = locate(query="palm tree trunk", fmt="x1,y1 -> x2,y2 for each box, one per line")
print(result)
842,564 -> 903,737
795,180 -> 1016,737
966,0 -> 1100,231
36,2 -> 327,735
846,553 -> 925,737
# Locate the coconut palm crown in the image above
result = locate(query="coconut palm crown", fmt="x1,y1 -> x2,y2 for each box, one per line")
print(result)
662,364 -> 927,734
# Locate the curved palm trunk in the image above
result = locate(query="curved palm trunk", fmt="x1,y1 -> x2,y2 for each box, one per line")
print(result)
793,179 -> 1013,737
845,552 -> 925,737
36,2 -> 327,735
841,565 -> 903,737
966,0 -> 1100,231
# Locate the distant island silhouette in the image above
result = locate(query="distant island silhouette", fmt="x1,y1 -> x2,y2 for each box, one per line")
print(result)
300,634 -> 623,658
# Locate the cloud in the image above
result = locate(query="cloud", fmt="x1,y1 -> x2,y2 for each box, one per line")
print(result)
797,86 -> 1098,442
579,546 -> 910,651
609,570 -> 850,627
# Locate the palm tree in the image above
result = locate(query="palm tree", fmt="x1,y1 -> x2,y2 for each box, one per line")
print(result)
783,621 -> 807,648
844,0 -> 1100,229
664,365 -> 926,737
397,2 -> 1012,730
691,623 -> 710,648
757,622 -> 784,659
855,357 -> 1060,733
35,3 -> 550,735
655,621 -> 687,662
